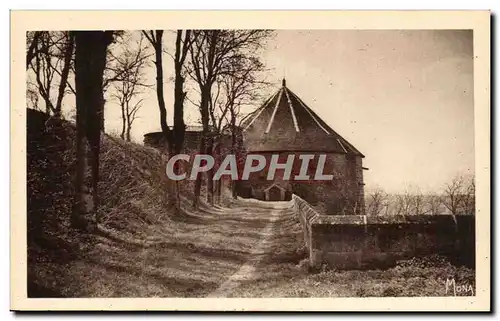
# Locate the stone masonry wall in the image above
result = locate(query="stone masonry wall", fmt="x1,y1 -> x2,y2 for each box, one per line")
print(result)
244,152 -> 365,215
292,195 -> 475,270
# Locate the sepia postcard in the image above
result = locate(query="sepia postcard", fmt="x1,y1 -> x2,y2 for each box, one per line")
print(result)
10,10 -> 490,311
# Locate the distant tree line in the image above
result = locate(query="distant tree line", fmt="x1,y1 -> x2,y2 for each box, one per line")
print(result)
365,174 -> 475,216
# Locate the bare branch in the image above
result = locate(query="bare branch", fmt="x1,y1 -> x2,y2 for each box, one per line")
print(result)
26,31 -> 43,69
109,32 -> 150,141
366,187 -> 388,216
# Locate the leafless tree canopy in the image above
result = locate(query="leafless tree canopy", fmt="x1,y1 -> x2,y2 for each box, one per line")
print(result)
140,30 -> 197,211
425,194 -> 443,215
27,31 -> 74,116
142,30 -> 170,138
187,29 -> 273,205
366,187 -> 388,216
365,174 -> 475,216
109,33 -> 151,141
442,174 -> 475,215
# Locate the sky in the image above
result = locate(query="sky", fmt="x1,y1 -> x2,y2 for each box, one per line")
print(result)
259,30 -> 475,194
60,30 -> 475,194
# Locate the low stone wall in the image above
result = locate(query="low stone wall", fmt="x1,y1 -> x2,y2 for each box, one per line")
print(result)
292,195 -> 475,270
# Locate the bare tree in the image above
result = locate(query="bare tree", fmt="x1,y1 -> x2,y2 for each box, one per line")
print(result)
425,194 -> 443,215
142,30 -> 170,141
110,33 -> 150,141
142,30 -> 194,210
442,174 -> 475,215
409,187 -> 425,215
394,190 -> 413,216
54,32 -> 75,117
462,176 -> 475,215
393,186 -> 426,216
442,175 -> 466,215
218,60 -> 267,199
89,30 -> 130,132
26,31 -> 43,70
142,30 -> 194,151
26,82 -> 40,110
188,30 -> 218,206
28,32 -> 60,114
188,29 -> 272,206
366,187 -> 388,216
172,30 -> 194,155
72,31 -> 114,232
27,31 -> 74,117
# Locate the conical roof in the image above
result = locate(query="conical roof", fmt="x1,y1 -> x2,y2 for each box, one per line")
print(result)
242,79 -> 364,157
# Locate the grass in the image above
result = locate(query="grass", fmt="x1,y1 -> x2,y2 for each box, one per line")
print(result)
27,108 -> 475,298
227,255 -> 475,297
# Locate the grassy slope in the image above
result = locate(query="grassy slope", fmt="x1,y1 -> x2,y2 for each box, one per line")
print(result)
27,109 -> 474,298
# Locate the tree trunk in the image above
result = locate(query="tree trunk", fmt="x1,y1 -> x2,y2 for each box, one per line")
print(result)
213,139 -> 224,204
152,31 -> 170,139
54,32 -> 74,117
230,118 -> 238,199
171,66 -> 186,212
120,102 -> 126,140
214,140 -> 222,204
206,137 -> 214,205
165,144 -> 178,210
99,108 -> 105,133
193,85 -> 211,208
218,180 -> 222,202
146,30 -> 179,211
72,31 -> 112,232
26,31 -> 42,70
170,69 -> 186,213
126,116 -> 131,142
44,97 -> 51,115
193,135 -> 205,208
173,70 -> 186,156
168,30 -> 192,212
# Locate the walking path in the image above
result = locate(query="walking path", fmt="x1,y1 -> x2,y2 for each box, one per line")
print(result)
206,202 -> 289,297
69,197 -> 302,297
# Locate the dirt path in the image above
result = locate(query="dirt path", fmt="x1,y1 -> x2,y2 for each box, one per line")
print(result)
206,201 -> 291,297
38,197 -> 302,297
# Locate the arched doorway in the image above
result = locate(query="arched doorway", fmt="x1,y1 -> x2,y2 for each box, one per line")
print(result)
264,184 -> 287,201
268,185 -> 282,201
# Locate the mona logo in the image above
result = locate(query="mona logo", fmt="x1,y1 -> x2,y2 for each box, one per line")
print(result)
445,278 -> 474,296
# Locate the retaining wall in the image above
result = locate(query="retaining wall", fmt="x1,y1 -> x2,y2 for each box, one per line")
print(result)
292,195 -> 475,269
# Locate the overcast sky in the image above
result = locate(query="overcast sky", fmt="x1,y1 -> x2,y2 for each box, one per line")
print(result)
102,30 -> 474,194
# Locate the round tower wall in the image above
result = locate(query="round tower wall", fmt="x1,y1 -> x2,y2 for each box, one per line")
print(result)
241,151 -> 365,215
